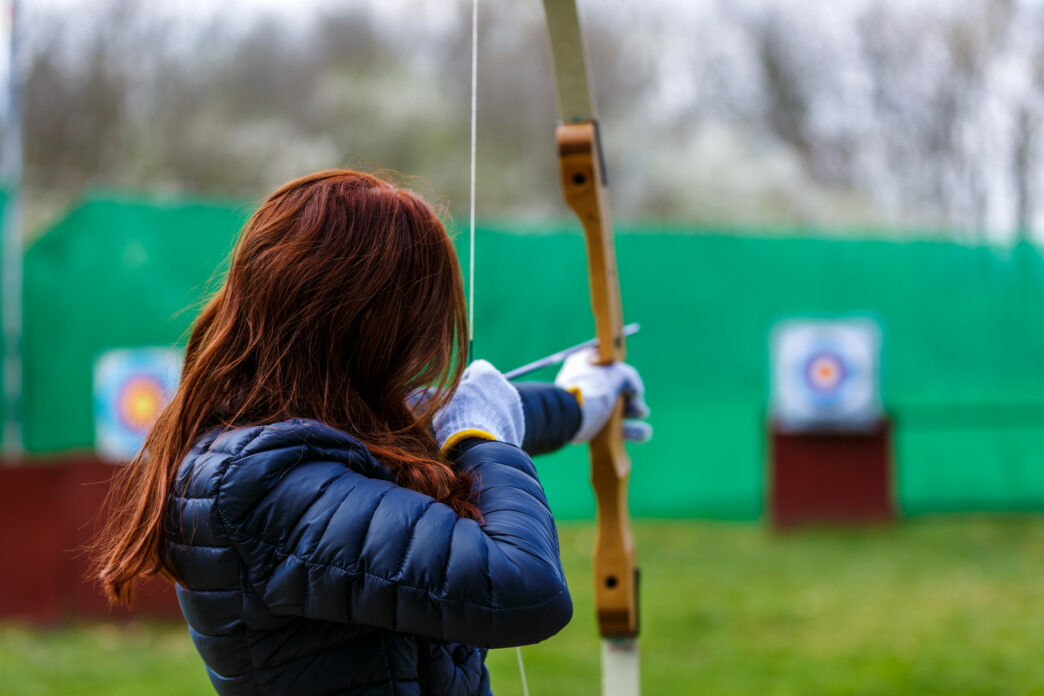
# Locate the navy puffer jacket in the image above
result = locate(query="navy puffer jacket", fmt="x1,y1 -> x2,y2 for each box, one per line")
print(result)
166,383 -> 580,695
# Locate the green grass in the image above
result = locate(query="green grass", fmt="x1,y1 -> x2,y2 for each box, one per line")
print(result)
4,518 -> 1044,694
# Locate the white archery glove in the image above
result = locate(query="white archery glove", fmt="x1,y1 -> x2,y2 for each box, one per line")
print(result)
432,359 -> 525,456
554,347 -> 651,444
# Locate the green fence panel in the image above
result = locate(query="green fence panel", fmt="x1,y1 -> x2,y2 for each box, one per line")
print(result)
19,197 -> 1044,519
23,196 -> 250,454
0,189 -> 7,444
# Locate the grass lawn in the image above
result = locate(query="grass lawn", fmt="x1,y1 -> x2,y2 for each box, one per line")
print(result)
3,517 -> 1044,695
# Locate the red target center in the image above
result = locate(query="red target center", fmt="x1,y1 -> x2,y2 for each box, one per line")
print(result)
808,356 -> 842,390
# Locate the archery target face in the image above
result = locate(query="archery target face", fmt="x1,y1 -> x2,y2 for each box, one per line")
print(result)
94,347 -> 182,462
771,319 -> 881,430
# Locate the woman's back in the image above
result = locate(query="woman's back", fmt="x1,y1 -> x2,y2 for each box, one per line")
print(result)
168,417 -> 573,696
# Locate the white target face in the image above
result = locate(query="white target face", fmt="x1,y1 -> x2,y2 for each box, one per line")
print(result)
771,319 -> 881,431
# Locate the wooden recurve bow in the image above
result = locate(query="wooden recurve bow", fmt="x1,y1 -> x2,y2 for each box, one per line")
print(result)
541,2 -> 640,694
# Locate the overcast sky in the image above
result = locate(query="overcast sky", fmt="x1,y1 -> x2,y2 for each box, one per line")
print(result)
9,0 -> 1044,238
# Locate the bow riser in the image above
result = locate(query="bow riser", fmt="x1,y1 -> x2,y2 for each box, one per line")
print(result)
554,121 -> 639,639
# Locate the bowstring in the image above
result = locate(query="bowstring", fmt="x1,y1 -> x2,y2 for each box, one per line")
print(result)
468,2 -> 529,695
517,641 -> 531,696
467,0 -> 478,363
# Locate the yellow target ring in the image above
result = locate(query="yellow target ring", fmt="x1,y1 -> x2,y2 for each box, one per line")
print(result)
118,376 -> 166,431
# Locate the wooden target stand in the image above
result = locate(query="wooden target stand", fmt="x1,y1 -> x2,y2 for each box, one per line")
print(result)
0,457 -> 182,623
768,418 -> 896,530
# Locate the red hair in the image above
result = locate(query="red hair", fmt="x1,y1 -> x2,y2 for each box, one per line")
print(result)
94,170 -> 473,604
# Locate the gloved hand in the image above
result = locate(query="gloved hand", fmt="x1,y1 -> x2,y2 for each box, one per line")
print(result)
432,359 -> 525,455
554,348 -> 651,444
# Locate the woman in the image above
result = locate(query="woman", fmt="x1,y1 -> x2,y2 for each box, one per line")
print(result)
94,170 -> 649,695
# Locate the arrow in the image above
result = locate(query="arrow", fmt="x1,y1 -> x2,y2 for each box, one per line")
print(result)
504,323 -> 640,381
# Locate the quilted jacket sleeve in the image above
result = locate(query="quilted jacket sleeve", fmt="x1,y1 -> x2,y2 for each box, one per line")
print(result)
516,382 -> 581,456
213,427 -> 572,649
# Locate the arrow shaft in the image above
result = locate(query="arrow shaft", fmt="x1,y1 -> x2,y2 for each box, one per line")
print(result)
504,323 -> 639,381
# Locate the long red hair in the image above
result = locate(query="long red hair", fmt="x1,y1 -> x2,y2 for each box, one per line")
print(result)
94,170 -> 473,604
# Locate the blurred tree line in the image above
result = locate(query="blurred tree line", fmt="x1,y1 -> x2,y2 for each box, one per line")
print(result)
13,0 -> 1044,240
